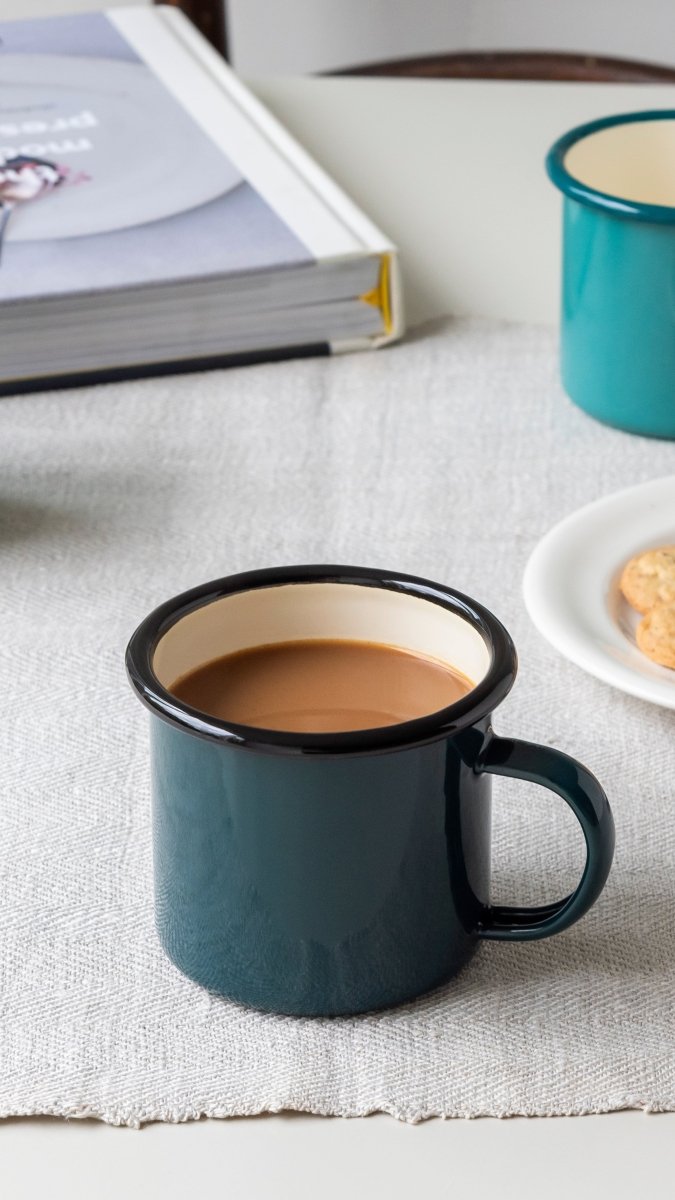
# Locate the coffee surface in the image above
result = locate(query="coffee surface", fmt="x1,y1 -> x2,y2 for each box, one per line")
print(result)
169,639 -> 473,733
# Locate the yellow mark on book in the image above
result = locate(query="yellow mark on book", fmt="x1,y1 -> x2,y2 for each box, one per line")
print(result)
359,254 -> 392,336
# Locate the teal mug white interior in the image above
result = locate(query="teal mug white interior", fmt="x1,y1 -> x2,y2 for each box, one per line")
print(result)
547,109 -> 675,438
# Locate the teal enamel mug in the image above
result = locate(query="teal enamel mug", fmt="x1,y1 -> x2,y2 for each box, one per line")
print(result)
547,110 -> 675,438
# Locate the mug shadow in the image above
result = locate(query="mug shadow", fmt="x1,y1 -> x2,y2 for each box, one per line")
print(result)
479,886 -> 671,989
0,495 -> 92,547
377,885 -> 674,1022
0,462 -> 177,551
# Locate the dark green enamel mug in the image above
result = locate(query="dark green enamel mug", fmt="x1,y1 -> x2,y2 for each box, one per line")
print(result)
126,565 -> 614,1016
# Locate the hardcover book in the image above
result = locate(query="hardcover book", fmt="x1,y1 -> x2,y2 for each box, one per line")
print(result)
0,6 -> 403,392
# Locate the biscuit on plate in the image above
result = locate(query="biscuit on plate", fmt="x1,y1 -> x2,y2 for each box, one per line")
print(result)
636,602 -> 675,670
619,545 -> 675,614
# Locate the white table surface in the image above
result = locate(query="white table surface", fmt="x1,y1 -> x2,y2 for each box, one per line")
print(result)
3,1110 -> 672,1198
6,74 -> 675,1193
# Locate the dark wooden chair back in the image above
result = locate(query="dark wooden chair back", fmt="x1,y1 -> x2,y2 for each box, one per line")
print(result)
329,50 -> 675,83
152,3 -> 675,86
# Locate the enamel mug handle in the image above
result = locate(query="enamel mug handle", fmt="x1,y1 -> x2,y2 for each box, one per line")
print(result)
477,736 -> 615,940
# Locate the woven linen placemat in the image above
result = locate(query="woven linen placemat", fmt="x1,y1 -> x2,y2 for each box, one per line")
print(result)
2,319 -> 675,1126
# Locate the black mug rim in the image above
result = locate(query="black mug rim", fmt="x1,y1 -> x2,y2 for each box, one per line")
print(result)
125,565 -> 517,756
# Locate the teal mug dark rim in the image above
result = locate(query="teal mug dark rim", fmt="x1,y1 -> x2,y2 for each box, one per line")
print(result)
546,108 -> 675,224
125,564 -> 517,757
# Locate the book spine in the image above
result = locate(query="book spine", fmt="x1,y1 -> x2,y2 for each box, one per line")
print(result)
108,6 -> 404,345
154,6 -> 396,256
109,7 -> 359,259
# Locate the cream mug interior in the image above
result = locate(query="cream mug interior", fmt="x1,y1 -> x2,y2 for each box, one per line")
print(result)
563,116 -> 675,207
152,581 -> 492,723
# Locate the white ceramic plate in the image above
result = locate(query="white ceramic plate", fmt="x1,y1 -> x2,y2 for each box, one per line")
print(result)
523,476 -> 675,709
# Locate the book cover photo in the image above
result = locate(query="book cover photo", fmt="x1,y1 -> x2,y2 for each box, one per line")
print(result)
0,11 -> 312,302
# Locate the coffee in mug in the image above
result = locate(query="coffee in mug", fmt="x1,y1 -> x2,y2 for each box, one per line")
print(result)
169,639 -> 473,732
